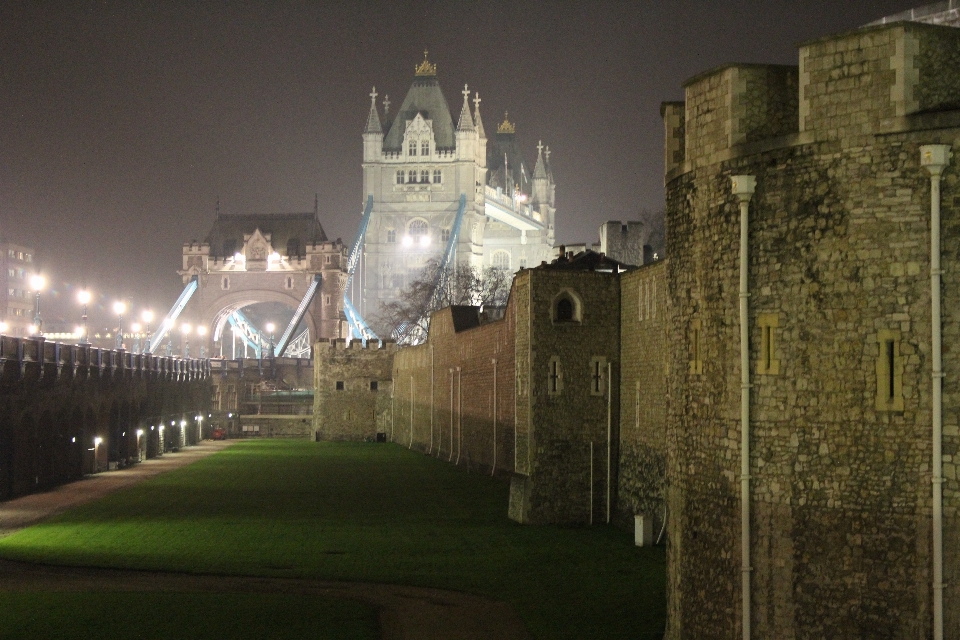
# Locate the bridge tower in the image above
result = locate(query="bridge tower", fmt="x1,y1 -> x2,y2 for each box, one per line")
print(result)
356,52 -> 556,327
172,209 -> 348,358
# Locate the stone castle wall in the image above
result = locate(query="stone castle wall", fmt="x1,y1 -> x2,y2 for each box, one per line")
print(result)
664,21 -> 960,640
616,261 -> 669,531
313,340 -> 395,441
391,300 -> 517,474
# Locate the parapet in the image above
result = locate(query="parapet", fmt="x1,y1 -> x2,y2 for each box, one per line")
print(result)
316,338 -> 398,352
681,64 -> 798,170
799,21 -> 960,138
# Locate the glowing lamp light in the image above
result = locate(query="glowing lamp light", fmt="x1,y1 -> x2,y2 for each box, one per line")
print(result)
30,274 -> 45,292
234,252 -> 244,262
74,326 -> 83,337
94,437 -> 103,446
113,301 -> 126,315
131,322 -> 141,333
77,290 -> 91,305
266,322 -> 275,333
181,323 -> 191,335
419,235 -> 431,247
0,322 -> 8,334
268,252 -> 281,262
136,429 -> 144,437
401,235 -> 413,248
197,326 -> 207,337
142,310 -> 154,323
27,324 -> 37,335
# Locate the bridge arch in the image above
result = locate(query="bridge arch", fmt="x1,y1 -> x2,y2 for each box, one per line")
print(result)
199,289 -> 319,350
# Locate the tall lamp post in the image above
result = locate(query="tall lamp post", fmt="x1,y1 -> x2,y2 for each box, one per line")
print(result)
266,322 -> 275,358
181,323 -> 191,358
77,290 -> 92,345
197,325 -> 207,358
29,275 -> 45,335
113,301 -> 126,350
141,310 -> 154,354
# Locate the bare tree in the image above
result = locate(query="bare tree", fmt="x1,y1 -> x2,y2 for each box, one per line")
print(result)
375,259 -> 512,345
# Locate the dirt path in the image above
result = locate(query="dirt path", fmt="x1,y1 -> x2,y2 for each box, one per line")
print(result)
0,441 -> 532,640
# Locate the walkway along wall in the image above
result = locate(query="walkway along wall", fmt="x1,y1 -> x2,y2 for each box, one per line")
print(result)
0,336 -> 211,501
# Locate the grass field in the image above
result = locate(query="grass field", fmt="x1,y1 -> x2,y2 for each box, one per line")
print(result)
0,592 -> 378,640
0,440 -> 665,639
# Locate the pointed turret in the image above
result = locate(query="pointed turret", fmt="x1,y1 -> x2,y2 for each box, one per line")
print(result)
363,86 -> 384,162
532,140 -> 548,204
457,83 -> 475,131
456,84 -> 476,160
473,92 -> 486,139
365,86 -> 382,133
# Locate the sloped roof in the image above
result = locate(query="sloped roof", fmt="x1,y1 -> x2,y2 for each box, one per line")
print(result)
203,212 -> 328,258
383,76 -> 456,150
487,129 -> 529,194
542,249 -> 631,272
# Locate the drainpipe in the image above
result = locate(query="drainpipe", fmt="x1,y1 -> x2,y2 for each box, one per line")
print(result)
449,368 -> 454,462
732,174 -> 756,640
492,358 -> 498,476
606,360 -> 612,524
456,367 -> 462,465
921,144 -> 950,640
430,345 -> 435,455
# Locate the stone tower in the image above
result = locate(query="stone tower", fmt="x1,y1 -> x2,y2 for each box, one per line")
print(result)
357,52 -> 556,327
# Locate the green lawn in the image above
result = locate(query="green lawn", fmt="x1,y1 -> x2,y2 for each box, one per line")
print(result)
0,592 -> 377,640
0,441 -> 665,639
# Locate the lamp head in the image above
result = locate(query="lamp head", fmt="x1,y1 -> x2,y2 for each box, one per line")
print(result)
77,290 -> 91,305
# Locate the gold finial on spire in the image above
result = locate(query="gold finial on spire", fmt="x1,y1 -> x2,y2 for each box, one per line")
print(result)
497,111 -> 515,134
415,50 -> 437,76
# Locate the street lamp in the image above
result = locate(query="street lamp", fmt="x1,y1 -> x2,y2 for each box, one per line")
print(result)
266,322 -> 275,358
77,290 -> 92,344
196,325 -> 207,358
141,310 -> 154,353
181,323 -> 191,358
0,321 -> 8,334
30,275 -> 45,335
113,301 -> 126,350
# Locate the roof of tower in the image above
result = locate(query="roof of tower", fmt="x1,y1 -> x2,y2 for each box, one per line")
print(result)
486,113 -> 529,194
364,87 -> 382,134
383,53 -> 455,150
456,84 -> 475,131
203,212 -> 328,258
533,140 -> 547,179
473,93 -> 486,139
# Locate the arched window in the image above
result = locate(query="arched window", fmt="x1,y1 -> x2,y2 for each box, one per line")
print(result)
396,170 -> 405,184
492,250 -> 510,270
421,140 -> 429,155
552,290 -> 582,324
420,169 -> 429,183
408,170 -> 417,183
433,169 -> 442,183
409,219 -> 428,238
408,140 -> 417,156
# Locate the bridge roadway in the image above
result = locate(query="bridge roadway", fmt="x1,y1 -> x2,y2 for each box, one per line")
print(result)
0,439 -> 532,640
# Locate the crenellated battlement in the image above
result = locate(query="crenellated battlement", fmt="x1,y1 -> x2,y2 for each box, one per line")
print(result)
666,21 -> 960,179
318,338 -> 397,352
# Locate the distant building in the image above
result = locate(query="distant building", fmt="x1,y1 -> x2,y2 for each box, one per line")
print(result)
0,242 -> 36,336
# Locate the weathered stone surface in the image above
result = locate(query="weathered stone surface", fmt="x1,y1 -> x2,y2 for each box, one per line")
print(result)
313,340 -> 395,441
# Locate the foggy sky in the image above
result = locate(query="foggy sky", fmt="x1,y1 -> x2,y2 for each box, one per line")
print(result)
0,0 -> 922,329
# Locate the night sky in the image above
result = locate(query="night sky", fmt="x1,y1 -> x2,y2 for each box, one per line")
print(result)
0,0 -> 922,329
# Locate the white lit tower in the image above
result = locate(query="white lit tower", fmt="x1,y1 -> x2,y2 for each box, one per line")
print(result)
358,52 -> 555,324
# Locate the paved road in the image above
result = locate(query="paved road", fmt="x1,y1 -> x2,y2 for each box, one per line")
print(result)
0,440 -> 533,640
